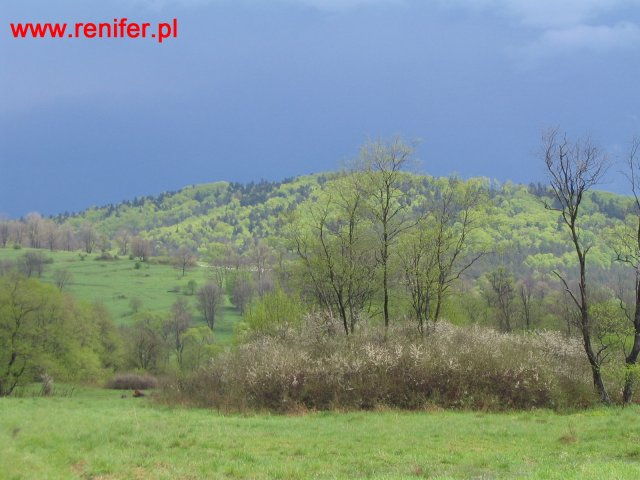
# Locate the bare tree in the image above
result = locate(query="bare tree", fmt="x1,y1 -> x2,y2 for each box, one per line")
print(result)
128,315 -> 165,371
431,178 -> 486,322
59,225 -> 75,252
207,265 -> 226,291
356,137 -> 416,328
542,128 -> 610,404
294,175 -> 376,335
43,220 -> 59,252
25,213 -> 43,249
486,267 -> 515,332
163,298 -> 192,367
613,136 -> 640,403
131,236 -> 152,262
518,275 -> 536,330
173,246 -> 198,277
97,234 -> 111,253
21,251 -> 47,278
0,220 -> 9,248
78,224 -> 97,254
53,268 -> 73,291
197,282 -> 224,331
116,229 -> 132,256
10,220 -> 25,246
248,238 -> 273,282
231,277 -> 253,315
398,219 -> 439,335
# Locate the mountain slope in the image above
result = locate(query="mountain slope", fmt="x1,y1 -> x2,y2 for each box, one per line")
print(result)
55,172 -> 633,271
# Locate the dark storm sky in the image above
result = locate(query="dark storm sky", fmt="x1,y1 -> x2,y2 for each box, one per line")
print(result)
2,0 -> 640,217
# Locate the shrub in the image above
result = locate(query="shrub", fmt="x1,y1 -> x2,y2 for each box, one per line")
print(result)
129,297 -> 143,313
107,373 -> 159,390
40,374 -> 54,397
243,287 -> 306,334
165,318 -> 596,412
183,280 -> 198,296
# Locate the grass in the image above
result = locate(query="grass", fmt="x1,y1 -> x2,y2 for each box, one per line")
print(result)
0,248 -> 242,343
1,387 -> 640,479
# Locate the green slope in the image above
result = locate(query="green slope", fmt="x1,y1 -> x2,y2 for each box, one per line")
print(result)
56,173 -> 632,272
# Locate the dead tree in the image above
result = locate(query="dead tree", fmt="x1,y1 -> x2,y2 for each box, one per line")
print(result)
614,137 -> 640,404
542,128 -> 610,404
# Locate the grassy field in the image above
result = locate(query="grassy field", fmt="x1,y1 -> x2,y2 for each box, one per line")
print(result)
1,387 -> 640,479
0,248 -> 242,343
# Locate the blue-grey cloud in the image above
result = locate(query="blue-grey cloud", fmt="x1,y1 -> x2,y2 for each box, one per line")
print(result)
123,0 -> 405,11
444,0 -> 640,63
523,21 -> 640,55
446,0 -> 638,28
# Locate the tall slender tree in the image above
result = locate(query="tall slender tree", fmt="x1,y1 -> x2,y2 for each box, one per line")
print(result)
613,137 -> 640,404
356,137 -> 416,328
542,128 -> 610,404
293,175 -> 376,334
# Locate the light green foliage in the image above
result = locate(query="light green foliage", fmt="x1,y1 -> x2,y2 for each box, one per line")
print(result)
225,270 -> 254,312
58,176 -> 324,250
123,313 -> 166,372
397,218 -> 439,330
483,267 -> 516,332
0,274 -> 122,395
1,172 -> 637,350
292,174 -> 377,334
123,304 -> 218,373
243,286 -> 306,334
180,325 -> 216,371
590,299 -> 633,360
21,174 -> 632,278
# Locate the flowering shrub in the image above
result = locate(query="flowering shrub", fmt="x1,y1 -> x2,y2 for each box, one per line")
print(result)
167,316 -> 596,412
107,372 -> 159,390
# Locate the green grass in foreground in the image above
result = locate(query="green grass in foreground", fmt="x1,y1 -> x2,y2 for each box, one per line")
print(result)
1,388 -> 640,479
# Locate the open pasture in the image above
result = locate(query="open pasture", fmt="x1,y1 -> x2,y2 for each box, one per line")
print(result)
1,387 -> 639,479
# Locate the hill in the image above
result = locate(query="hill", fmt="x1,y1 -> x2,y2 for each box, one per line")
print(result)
55,175 -> 326,253
51,173 -> 631,272
0,170 -> 635,335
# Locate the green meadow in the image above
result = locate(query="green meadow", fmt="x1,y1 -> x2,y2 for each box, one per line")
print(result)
1,387 -> 639,479
0,248 -> 241,343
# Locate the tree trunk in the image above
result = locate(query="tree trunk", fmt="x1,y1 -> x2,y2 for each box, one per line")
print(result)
577,251 -> 610,404
581,320 -> 610,404
434,282 -> 443,323
623,286 -> 640,404
571,230 -> 611,405
623,333 -> 640,404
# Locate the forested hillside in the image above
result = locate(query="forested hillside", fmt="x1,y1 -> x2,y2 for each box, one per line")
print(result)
39,173 -> 630,273
54,175 -> 325,251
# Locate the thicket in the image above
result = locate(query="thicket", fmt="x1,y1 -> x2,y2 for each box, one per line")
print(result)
107,372 -> 159,390
166,316 -> 596,412
0,273 -> 124,396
